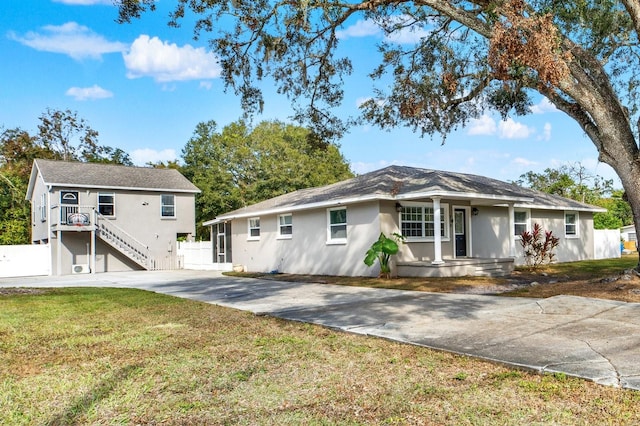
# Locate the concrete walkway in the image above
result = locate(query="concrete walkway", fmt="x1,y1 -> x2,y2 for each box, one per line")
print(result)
2,270 -> 639,390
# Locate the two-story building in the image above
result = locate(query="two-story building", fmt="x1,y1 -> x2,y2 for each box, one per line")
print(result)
26,159 -> 200,275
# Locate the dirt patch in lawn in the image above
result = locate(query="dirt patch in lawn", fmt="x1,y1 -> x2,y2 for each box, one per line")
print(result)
0,288 -> 50,297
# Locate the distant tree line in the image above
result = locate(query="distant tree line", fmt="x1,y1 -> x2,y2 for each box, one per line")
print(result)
513,163 -> 632,230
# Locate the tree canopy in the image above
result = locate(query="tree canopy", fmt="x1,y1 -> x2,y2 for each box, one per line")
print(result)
515,164 -> 632,229
118,0 -> 640,264
180,120 -> 354,238
0,109 -> 133,244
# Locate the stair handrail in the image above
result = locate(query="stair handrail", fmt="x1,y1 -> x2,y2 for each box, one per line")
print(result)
94,210 -> 151,268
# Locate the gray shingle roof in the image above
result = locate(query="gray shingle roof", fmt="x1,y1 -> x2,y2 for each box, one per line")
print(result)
209,165 -> 604,223
33,159 -> 200,193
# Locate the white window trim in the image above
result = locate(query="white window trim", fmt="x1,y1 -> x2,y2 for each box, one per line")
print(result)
40,193 -> 47,222
161,194 -> 176,218
513,208 -> 531,238
277,213 -> 293,239
248,217 -> 261,241
327,207 -> 347,245
97,192 -> 115,217
399,201 -> 450,242
565,211 -> 580,238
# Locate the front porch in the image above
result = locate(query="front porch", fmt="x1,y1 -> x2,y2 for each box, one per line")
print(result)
397,257 -> 514,278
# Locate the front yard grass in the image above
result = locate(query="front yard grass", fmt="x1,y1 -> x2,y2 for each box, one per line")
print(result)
1,287 -> 639,425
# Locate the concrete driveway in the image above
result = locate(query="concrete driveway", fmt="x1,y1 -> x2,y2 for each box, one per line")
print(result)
2,269 -> 639,390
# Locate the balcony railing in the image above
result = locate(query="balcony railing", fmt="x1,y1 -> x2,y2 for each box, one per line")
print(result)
51,205 -> 95,227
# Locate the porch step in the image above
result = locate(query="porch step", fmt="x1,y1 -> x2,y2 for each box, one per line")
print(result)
472,264 -> 512,277
397,258 -> 514,278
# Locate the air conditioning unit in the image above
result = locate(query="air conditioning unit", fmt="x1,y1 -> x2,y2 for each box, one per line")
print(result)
71,264 -> 90,274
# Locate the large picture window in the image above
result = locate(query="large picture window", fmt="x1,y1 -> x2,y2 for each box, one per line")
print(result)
161,194 -> 175,218
400,203 -> 448,240
98,193 -> 115,217
327,207 -> 347,243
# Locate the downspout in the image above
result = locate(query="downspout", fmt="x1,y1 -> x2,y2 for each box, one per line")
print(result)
508,203 -> 516,257
91,208 -> 96,274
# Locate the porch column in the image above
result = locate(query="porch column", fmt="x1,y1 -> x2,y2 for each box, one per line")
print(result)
57,230 -> 62,276
432,196 -> 444,265
91,210 -> 96,274
508,203 -> 516,257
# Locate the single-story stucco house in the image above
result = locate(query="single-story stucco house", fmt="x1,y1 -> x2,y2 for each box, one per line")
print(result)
203,165 -> 606,277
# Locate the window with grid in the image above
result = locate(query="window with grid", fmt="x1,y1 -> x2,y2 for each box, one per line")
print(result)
400,205 -> 447,239
401,206 -> 423,237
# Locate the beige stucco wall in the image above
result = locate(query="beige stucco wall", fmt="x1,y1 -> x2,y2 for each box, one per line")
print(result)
32,178 -> 196,274
471,206 -> 595,265
470,206 -> 511,259
30,173 -> 50,243
231,201 -> 382,276
51,232 -> 138,275
227,199 -> 597,276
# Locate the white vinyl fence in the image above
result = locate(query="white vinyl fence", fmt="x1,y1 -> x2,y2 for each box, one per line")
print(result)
594,229 -> 621,260
0,244 -> 51,278
177,241 -> 232,271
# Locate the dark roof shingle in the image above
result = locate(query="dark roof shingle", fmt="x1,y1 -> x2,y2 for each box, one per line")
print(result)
34,159 -> 200,193
210,165 -> 604,222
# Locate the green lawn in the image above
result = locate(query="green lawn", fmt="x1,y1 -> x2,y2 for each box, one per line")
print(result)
1,287 -> 638,425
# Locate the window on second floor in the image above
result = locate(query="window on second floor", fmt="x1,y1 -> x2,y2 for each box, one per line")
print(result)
98,193 -> 115,217
161,194 -> 175,218
40,193 -> 47,221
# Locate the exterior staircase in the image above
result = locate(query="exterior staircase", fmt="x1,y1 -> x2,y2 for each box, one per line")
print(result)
95,211 -> 152,270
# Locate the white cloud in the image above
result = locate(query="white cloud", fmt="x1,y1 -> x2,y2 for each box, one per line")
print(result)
199,81 -> 213,90
336,16 -> 430,44
531,97 -> 558,114
540,122 -> 552,141
383,16 -> 431,44
8,22 -> 127,60
467,114 -> 497,136
498,118 -> 533,139
513,157 -> 538,167
65,84 -> 113,101
336,19 -> 380,39
53,0 -> 113,4
123,35 -> 221,82
130,148 -> 178,166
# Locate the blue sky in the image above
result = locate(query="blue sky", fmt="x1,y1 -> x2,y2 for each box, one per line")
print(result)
1,0 -> 621,186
